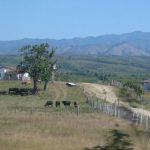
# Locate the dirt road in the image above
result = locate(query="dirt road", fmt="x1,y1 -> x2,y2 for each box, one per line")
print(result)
80,83 -> 150,117
81,83 -> 117,103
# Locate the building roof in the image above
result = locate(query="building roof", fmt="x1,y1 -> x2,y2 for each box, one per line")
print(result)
0,66 -> 16,71
144,80 -> 150,83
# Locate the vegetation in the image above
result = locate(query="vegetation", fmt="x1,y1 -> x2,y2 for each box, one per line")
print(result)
17,43 -> 55,94
85,129 -> 133,150
0,52 -> 150,149
0,54 -> 21,66
1,54 -> 150,84
55,55 -> 150,84
0,81 -> 150,150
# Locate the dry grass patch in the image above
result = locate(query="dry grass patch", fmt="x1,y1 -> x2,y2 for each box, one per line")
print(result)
0,111 -> 149,150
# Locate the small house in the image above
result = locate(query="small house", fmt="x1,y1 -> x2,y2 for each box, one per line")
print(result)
0,66 -> 19,80
144,80 -> 150,91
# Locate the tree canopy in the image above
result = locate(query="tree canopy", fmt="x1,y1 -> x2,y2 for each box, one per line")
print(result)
17,43 -> 56,94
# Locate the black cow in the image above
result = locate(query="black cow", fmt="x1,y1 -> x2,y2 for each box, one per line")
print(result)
44,101 -> 53,107
74,101 -> 78,107
62,101 -> 71,107
9,88 -> 19,95
56,101 -> 61,107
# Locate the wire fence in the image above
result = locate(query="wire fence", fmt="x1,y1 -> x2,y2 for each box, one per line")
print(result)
85,94 -> 150,129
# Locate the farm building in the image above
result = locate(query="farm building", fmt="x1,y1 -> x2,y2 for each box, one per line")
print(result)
144,80 -> 150,91
0,66 -> 19,80
0,66 -> 30,81
21,72 -> 31,82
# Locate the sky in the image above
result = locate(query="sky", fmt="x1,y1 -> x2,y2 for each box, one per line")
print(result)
0,0 -> 150,40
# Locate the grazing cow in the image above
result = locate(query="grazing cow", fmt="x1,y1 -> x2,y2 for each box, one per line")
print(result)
0,90 -> 7,95
44,101 -> 53,107
62,101 -> 71,107
56,101 -> 61,107
9,88 -> 19,94
74,101 -> 78,107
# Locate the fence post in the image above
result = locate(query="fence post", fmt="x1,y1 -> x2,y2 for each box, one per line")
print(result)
136,113 -> 139,125
114,100 -> 117,117
99,101 -> 102,111
96,99 -> 99,111
140,113 -> 143,125
146,116 -> 149,129
76,105 -> 79,116
117,98 -> 120,117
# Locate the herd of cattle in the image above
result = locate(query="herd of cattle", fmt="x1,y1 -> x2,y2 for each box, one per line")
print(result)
0,87 -> 79,108
44,100 -> 78,108
8,88 -> 33,96
0,88 -> 33,96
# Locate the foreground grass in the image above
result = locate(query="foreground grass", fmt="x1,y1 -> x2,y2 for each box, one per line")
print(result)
0,112 -> 150,150
0,80 -> 150,150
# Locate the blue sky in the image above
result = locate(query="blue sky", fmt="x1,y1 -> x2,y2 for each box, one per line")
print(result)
0,0 -> 150,40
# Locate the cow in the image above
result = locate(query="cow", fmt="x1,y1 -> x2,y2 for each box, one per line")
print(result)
0,90 -> 7,95
44,101 -> 53,107
74,101 -> 78,107
56,101 -> 61,107
62,101 -> 71,107
9,88 -> 19,95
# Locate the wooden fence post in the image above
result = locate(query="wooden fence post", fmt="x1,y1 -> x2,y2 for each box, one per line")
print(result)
76,105 -> 79,116
114,100 -> 117,117
146,116 -> 149,129
117,98 -> 120,117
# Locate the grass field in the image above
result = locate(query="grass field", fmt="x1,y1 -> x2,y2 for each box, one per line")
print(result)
0,81 -> 150,150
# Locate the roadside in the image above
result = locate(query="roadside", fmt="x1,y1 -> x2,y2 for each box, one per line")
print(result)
80,83 -> 150,117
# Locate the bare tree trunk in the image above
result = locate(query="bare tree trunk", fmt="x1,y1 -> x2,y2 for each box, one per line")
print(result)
33,79 -> 38,94
44,80 -> 49,91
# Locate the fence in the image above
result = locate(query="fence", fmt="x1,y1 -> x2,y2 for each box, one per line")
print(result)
85,94 -> 150,129
111,80 -> 123,88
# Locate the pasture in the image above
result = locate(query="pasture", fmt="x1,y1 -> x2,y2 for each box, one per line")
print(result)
0,80 -> 150,150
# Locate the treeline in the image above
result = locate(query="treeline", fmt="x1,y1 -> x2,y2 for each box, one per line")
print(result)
0,54 -> 21,66
0,54 -> 150,84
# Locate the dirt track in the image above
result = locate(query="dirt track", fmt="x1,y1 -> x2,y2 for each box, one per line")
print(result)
80,83 -> 150,117
81,83 -> 118,103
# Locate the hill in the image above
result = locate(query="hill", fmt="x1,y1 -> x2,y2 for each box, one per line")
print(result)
0,31 -> 150,56
0,54 -> 150,83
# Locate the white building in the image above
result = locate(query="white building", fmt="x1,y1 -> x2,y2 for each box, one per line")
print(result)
0,66 -> 17,80
22,72 -> 30,81
0,66 -> 30,81
144,80 -> 150,91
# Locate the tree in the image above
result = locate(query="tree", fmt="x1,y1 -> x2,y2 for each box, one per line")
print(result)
41,48 -> 56,91
17,43 -> 55,94
123,81 -> 143,97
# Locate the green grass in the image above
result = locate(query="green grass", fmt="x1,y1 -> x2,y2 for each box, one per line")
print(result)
0,80 -> 91,114
0,80 -> 150,150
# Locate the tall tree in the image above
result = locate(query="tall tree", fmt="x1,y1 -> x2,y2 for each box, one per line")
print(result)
17,43 -> 55,94
41,48 -> 56,91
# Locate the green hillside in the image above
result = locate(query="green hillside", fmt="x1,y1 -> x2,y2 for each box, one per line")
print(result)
0,54 -> 150,84
57,55 -> 150,83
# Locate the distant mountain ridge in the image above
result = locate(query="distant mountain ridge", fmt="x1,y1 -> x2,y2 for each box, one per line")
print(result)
0,31 -> 150,56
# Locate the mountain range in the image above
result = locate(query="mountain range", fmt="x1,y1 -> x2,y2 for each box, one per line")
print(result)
0,31 -> 150,56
